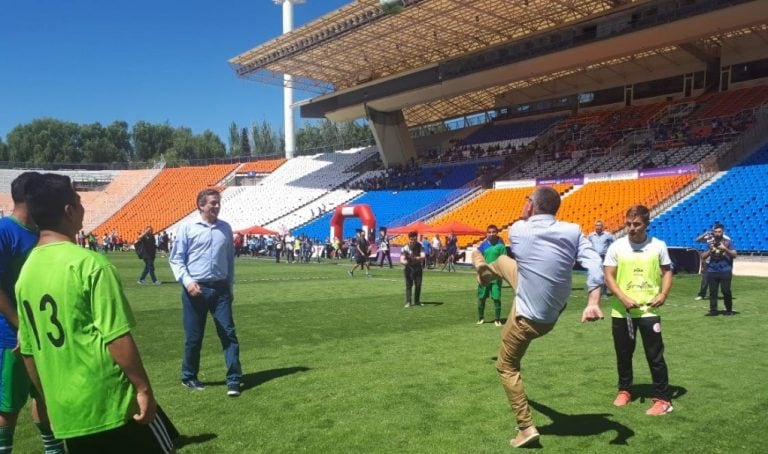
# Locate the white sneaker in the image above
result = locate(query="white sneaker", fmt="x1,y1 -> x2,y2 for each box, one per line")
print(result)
476,319 -> 484,325
694,296 -> 703,301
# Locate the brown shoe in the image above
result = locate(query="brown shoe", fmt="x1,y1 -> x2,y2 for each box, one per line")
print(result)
510,426 -> 540,448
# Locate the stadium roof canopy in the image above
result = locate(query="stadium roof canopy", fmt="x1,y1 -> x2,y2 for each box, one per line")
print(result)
230,0 -> 768,127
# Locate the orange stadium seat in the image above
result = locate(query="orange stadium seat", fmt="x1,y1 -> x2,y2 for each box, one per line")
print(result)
93,164 -> 237,238
237,158 -> 287,174
422,184 -> 574,248
556,175 -> 695,234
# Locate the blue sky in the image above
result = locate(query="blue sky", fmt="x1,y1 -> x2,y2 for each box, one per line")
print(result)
0,0 -> 351,144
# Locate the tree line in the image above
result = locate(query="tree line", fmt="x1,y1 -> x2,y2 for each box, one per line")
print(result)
0,118 -> 374,165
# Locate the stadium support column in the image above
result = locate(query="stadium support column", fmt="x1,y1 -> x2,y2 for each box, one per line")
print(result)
275,0 -> 305,159
365,105 -> 416,168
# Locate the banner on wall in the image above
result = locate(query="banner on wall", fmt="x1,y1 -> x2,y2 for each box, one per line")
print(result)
584,169 -> 638,182
536,175 -> 584,186
638,164 -> 699,178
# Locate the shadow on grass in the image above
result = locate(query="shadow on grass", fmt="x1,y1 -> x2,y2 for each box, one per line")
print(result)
176,433 -> 218,449
528,400 -> 635,446
417,301 -> 443,306
628,384 -> 687,403
207,366 -> 310,391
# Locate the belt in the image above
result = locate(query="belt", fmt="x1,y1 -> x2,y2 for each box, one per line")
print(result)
198,279 -> 228,287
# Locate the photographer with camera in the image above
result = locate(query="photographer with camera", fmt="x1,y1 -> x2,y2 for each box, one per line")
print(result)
694,221 -> 729,301
701,223 -> 737,316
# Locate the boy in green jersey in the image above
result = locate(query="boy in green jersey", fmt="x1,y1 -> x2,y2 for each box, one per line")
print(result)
475,225 -> 507,326
15,173 -> 176,453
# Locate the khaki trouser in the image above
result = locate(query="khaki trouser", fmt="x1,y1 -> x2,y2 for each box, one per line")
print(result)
472,252 -> 556,429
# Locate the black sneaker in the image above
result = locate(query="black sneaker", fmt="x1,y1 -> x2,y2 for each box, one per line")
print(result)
227,382 -> 241,397
705,311 -> 719,317
181,378 -> 205,391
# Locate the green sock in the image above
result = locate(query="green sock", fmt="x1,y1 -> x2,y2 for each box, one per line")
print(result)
0,425 -> 14,452
477,300 -> 485,320
493,299 -> 502,321
35,422 -> 65,454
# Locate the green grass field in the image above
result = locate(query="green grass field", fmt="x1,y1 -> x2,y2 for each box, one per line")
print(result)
13,253 -> 768,453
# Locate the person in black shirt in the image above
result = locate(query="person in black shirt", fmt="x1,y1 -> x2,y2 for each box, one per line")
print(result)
348,230 -> 372,278
136,226 -> 160,285
400,231 -> 425,307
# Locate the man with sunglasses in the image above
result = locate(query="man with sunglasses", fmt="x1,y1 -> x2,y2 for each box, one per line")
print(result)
472,186 -> 604,448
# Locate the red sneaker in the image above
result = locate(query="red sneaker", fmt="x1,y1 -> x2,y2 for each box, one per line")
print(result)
646,398 -> 673,416
613,390 -> 632,407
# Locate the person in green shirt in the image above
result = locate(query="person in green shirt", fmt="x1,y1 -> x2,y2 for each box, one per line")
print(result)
15,173 -> 176,453
0,171 -> 64,454
475,225 -> 507,326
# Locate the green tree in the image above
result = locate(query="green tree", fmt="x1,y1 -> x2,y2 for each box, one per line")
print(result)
80,122 -> 124,163
165,127 -> 197,161
195,130 -> 227,159
132,121 -> 174,161
0,137 -> 8,161
240,127 -> 251,157
228,121 -> 240,156
106,121 -> 133,160
294,119 -> 373,154
252,120 -> 281,156
6,118 -> 82,164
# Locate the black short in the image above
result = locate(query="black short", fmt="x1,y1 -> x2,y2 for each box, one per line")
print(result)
65,406 -> 178,454
356,254 -> 368,265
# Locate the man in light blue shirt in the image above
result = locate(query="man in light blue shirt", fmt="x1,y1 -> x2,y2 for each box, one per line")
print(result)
588,220 -> 615,297
473,186 -> 604,448
169,188 -> 242,397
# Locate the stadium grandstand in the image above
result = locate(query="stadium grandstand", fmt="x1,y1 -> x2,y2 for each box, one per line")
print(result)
2,0 -> 768,269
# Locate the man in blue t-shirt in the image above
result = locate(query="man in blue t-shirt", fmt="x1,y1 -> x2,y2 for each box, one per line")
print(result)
0,172 -> 64,453
702,223 -> 737,315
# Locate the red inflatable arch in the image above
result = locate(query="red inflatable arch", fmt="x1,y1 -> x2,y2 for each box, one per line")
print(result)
330,204 -> 377,242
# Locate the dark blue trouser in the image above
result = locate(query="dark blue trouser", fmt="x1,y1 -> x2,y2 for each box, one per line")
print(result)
181,280 -> 242,385
139,258 -> 157,282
